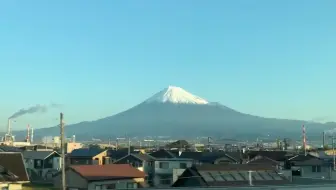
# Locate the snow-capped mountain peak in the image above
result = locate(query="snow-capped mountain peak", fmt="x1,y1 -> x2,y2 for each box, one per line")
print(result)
145,85 -> 209,104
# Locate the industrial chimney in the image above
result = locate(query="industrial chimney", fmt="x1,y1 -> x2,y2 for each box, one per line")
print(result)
7,119 -> 11,135
323,131 -> 326,148
31,128 -> 34,143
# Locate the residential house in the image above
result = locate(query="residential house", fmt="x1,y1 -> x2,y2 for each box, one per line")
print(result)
149,149 -> 178,159
22,150 -> 61,181
247,155 -> 281,169
53,164 -> 147,190
0,145 -> 22,152
178,151 -> 242,165
65,142 -> 82,154
247,150 -> 292,168
287,154 -> 336,180
107,149 -> 138,163
0,152 -> 30,189
114,153 -> 155,174
173,164 -> 289,188
152,157 -> 193,187
68,148 -> 108,165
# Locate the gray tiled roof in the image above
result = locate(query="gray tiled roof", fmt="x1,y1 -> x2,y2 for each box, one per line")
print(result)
22,151 -> 58,160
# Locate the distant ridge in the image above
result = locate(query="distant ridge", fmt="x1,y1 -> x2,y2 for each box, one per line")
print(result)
13,85 -> 336,140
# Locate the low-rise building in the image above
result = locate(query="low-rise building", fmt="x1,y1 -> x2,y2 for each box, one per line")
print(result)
68,148 -> 108,165
0,152 -> 30,189
23,150 -> 61,181
53,164 -> 147,189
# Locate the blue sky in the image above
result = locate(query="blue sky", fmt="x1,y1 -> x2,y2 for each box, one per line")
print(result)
0,0 -> 335,130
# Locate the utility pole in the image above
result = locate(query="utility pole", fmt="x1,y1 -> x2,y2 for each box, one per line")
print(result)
128,137 -> 131,155
332,136 -> 335,170
60,113 -> 66,190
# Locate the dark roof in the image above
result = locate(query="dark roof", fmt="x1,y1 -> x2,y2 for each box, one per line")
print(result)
0,145 -> 22,152
248,151 -> 289,161
107,149 -> 137,160
179,152 -> 203,160
70,164 -> 146,181
173,164 -> 288,187
195,164 -> 276,171
70,148 -> 105,157
247,156 -> 279,166
292,158 -> 326,166
133,153 -> 155,161
0,165 -> 19,182
22,151 -> 59,160
150,149 -> 177,158
288,154 -> 316,161
0,152 -> 29,181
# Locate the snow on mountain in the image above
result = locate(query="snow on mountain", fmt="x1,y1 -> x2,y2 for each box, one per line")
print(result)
145,85 -> 209,105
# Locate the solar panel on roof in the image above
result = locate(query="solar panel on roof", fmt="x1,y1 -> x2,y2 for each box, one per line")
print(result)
209,171 -> 225,181
199,171 -> 215,182
252,172 -> 264,180
219,171 -> 235,181
230,171 -> 245,181
267,171 -> 283,180
258,171 -> 273,180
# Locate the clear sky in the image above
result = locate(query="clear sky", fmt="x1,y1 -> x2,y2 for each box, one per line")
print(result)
0,0 -> 335,131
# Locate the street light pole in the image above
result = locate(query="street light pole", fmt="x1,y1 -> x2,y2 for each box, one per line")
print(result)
60,113 -> 66,190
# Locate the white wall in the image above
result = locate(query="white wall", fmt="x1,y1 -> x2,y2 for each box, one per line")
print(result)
154,160 -> 192,174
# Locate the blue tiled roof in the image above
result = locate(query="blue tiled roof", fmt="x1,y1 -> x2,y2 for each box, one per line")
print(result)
70,148 -> 103,157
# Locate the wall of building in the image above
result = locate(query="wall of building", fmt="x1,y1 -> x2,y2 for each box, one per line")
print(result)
154,160 -> 192,174
88,178 -> 144,190
301,166 -> 330,179
53,169 -> 88,189
93,150 -> 108,165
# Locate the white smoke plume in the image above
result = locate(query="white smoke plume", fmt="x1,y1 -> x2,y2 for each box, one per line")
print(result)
9,103 -> 61,119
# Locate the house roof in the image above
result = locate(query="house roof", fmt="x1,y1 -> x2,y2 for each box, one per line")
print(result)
107,149 -> 136,160
70,164 -> 146,181
150,149 -> 177,158
133,153 -> 155,161
70,148 -> 104,157
248,151 -> 289,161
292,158 -> 326,166
114,153 -> 156,163
288,154 -> 316,161
173,164 -> 288,187
178,151 -> 241,163
247,156 -> 279,166
22,151 -> 59,160
195,163 -> 276,171
0,145 -> 22,152
0,152 -> 29,182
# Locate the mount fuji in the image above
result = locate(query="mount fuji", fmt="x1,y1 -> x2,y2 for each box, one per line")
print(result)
14,86 -> 336,140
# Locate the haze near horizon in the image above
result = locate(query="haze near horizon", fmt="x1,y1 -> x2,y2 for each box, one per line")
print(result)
0,0 -> 335,130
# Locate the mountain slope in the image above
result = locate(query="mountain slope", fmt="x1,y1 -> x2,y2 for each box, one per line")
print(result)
13,86 -> 335,140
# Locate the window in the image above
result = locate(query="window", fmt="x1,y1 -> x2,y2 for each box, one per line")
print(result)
179,163 -> 187,169
106,184 -> 116,189
159,162 -> 169,169
148,161 -> 153,166
127,182 -> 134,189
36,160 -> 42,167
312,166 -> 321,172
161,178 -> 171,185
